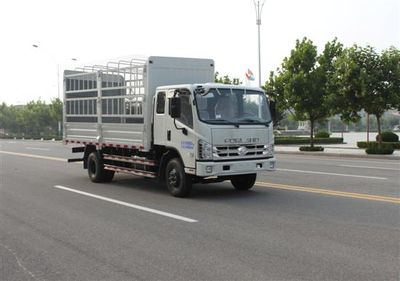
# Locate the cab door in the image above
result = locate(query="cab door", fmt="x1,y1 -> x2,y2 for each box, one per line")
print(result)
153,90 -> 167,146
165,89 -> 196,169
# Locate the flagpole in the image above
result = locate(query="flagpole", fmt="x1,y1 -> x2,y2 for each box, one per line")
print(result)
254,0 -> 265,88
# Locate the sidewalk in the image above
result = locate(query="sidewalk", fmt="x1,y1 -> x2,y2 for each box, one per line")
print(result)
275,143 -> 400,160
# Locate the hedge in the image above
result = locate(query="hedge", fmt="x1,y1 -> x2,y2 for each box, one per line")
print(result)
365,142 -> 394,155
315,131 -> 330,138
357,141 -> 400,149
275,137 -> 343,145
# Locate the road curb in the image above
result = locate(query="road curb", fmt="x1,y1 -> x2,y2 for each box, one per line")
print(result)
275,150 -> 400,160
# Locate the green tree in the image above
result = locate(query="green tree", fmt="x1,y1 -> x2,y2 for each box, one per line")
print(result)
380,47 -> 400,112
15,105 -> 29,135
331,46 -> 365,124
25,100 -> 54,136
50,98 -> 63,136
263,71 -> 287,127
279,38 -> 342,147
334,45 -> 400,144
0,99 -> 63,138
0,103 -> 12,133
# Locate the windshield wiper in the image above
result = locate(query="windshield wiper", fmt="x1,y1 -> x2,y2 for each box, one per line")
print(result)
238,118 -> 259,122
207,119 -> 239,128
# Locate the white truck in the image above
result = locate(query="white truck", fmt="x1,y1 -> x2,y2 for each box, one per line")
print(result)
64,56 -> 276,197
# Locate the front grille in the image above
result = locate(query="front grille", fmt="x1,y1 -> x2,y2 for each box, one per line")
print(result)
215,144 -> 264,158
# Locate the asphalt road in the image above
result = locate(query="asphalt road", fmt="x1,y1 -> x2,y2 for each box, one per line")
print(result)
0,139 -> 399,281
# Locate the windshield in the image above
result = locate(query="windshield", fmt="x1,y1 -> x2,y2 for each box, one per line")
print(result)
195,88 -> 271,125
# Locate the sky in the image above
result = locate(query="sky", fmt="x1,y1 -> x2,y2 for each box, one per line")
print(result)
0,0 -> 399,105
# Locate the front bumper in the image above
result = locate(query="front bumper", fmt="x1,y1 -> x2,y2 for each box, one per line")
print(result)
196,157 -> 276,177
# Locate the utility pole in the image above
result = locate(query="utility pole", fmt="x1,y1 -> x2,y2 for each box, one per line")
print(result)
254,0 -> 265,88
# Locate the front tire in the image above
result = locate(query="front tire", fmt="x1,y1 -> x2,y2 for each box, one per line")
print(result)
87,152 -> 114,183
165,158 -> 192,197
231,174 -> 256,191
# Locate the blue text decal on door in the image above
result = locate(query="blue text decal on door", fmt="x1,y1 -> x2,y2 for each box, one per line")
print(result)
181,141 -> 194,149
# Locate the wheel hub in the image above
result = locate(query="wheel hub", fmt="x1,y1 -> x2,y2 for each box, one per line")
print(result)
168,169 -> 179,187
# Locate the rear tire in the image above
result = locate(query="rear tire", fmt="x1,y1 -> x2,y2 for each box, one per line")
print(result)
165,158 -> 192,197
87,152 -> 114,183
231,174 -> 256,191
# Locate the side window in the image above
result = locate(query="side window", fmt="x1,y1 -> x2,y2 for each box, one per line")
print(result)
177,92 -> 193,128
156,92 -> 165,114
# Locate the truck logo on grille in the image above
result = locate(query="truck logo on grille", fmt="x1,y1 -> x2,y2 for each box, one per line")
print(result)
224,138 -> 259,144
237,146 -> 248,156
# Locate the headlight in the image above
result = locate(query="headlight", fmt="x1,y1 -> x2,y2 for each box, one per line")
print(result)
263,144 -> 274,156
198,140 -> 213,160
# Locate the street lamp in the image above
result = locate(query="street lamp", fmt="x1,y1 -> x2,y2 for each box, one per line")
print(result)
32,44 -> 61,99
32,44 -> 77,99
32,44 -> 77,137
253,0 -> 265,88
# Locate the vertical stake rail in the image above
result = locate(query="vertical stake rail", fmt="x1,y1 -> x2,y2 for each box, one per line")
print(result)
57,64 -> 61,137
63,58 -> 147,147
63,74 -> 67,140
96,71 -> 103,147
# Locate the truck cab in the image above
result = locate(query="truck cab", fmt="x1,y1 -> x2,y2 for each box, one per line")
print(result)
153,83 -> 276,196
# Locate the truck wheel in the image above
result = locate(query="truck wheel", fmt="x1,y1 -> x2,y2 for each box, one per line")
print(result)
87,152 -> 114,183
165,158 -> 192,197
231,174 -> 257,191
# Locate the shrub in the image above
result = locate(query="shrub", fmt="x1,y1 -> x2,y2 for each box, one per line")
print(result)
315,131 -> 330,138
275,137 -> 343,145
365,142 -> 394,155
376,131 -> 399,142
357,141 -> 400,149
299,146 -> 324,152
356,141 -> 368,148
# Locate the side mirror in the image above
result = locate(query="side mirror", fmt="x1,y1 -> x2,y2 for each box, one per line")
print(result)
170,97 -> 181,118
269,100 -> 276,121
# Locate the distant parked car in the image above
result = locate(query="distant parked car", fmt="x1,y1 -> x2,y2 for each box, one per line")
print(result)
393,125 -> 400,132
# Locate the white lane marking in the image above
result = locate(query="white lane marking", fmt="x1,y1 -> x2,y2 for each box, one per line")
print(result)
7,141 -> 16,144
276,168 -> 387,180
53,185 -> 198,223
0,151 -> 65,162
25,147 -> 50,151
340,164 -> 400,171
